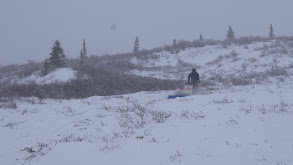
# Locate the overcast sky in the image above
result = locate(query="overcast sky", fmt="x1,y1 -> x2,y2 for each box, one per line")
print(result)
0,0 -> 292,65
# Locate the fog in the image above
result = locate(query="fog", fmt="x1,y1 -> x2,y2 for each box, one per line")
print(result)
0,0 -> 292,65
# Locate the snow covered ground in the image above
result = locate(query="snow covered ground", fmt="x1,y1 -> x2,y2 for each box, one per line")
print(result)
1,81 -> 293,165
1,41 -> 293,165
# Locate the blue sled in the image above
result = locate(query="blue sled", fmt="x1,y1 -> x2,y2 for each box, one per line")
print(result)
168,95 -> 186,99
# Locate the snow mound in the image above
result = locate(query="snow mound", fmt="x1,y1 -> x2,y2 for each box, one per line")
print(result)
21,68 -> 76,84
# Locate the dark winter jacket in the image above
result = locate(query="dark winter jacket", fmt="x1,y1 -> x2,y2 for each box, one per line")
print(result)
188,71 -> 199,82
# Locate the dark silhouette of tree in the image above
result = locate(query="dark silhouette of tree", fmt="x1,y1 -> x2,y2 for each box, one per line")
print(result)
133,36 -> 140,57
48,40 -> 66,67
41,59 -> 50,75
173,39 -> 177,46
225,26 -> 235,45
199,34 -> 204,41
269,24 -> 275,39
42,40 -> 66,75
226,26 -> 235,41
80,39 -> 87,64
80,50 -> 85,64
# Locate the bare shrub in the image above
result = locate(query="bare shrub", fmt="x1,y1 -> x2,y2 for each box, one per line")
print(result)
270,100 -> 289,113
230,50 -> 239,57
151,111 -> 171,123
243,45 -> 249,49
228,118 -> 238,125
0,97 -> 17,109
240,104 -> 252,114
133,103 -> 149,126
118,103 -> 151,129
150,54 -> 160,60
213,96 -> 233,104
224,50 -> 239,59
258,104 -> 267,114
0,67 -> 183,99
20,134 -> 88,163
4,121 -> 24,129
288,41 -> 293,48
100,143 -> 119,151
169,149 -> 182,163
179,110 -> 204,120
266,65 -> 288,77
55,134 -> 84,144
247,58 -> 258,63
241,62 -> 249,71
259,52 -> 267,58
58,106 -> 75,115
231,57 -> 240,62
100,134 -> 117,143
266,46 -> 288,55
119,112 -> 138,129
21,109 -> 28,115
102,104 -> 114,112
276,160 -> 289,165
21,142 -> 51,162
230,76 -> 251,86
259,42 -> 289,57
235,37 -> 252,45
238,99 -> 246,103
206,56 -> 223,66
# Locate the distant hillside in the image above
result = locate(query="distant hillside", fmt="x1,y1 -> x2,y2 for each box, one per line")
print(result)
0,36 -> 293,98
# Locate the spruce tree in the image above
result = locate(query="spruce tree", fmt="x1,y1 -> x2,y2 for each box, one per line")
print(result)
173,39 -> 177,46
199,34 -> 204,41
80,49 -> 85,64
41,59 -> 50,75
48,40 -> 66,68
133,36 -> 140,57
269,24 -> 275,39
42,40 -> 66,75
80,39 -> 87,64
82,39 -> 87,57
226,26 -> 235,42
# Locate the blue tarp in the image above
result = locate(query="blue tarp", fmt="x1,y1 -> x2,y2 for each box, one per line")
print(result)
168,95 -> 186,99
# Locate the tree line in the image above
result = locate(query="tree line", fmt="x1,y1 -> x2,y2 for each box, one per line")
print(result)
42,24 -> 276,75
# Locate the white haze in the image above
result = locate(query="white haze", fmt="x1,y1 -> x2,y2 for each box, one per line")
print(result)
0,0 -> 292,65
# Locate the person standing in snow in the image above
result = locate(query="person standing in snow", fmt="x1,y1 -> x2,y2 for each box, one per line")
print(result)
188,68 -> 200,88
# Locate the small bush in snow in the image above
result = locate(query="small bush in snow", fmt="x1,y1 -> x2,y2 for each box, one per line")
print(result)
150,110 -> 171,123
230,76 -> 251,86
59,106 -> 75,115
169,149 -> 182,163
118,108 -> 149,129
179,110 -> 204,120
100,144 -> 120,151
266,65 -> 288,77
206,57 -> 223,66
212,96 -> 233,104
238,99 -> 246,103
270,100 -> 290,113
247,57 -> 258,63
0,97 -> 17,109
21,142 -> 51,162
4,121 -> 24,129
239,104 -> 252,114
258,104 -> 267,114
21,109 -> 28,115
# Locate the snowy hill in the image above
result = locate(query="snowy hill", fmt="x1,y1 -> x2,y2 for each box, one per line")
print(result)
17,68 -> 76,84
130,41 -> 293,85
1,40 -> 293,165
